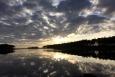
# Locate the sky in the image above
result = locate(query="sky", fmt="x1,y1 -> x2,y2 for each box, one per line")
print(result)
0,0 -> 115,47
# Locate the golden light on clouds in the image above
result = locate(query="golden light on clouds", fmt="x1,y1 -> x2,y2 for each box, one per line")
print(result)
13,30 -> 115,48
39,30 -> 115,47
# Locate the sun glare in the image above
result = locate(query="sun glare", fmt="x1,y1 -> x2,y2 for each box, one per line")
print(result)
37,51 -> 78,64
52,36 -> 66,44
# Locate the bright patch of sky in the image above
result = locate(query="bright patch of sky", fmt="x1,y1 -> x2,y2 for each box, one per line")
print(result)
51,0 -> 65,7
8,0 -> 27,6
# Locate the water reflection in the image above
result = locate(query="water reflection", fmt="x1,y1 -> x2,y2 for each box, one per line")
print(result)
0,49 -> 114,77
12,49 -> 79,64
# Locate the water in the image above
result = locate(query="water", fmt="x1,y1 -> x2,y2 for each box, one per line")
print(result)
0,49 -> 115,77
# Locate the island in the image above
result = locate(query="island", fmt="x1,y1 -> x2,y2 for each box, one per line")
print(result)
0,44 -> 15,54
43,36 -> 115,60
27,46 -> 39,49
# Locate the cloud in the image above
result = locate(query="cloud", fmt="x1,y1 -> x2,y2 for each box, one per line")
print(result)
51,0 -> 65,7
98,0 -> 115,15
0,1 -> 11,15
57,0 -> 91,12
0,0 -> 115,45
86,14 -> 108,24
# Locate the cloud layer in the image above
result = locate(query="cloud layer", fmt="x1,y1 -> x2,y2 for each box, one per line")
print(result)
0,0 -> 114,44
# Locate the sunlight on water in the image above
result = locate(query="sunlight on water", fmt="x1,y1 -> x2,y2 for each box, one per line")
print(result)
0,49 -> 114,77
14,49 -> 79,64
32,49 -> 115,65
14,49 -> 115,65
37,51 -> 78,64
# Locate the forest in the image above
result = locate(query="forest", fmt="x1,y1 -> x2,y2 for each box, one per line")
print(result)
43,36 -> 115,60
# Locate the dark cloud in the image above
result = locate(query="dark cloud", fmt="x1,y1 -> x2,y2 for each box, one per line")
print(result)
0,0 -> 114,43
65,14 -> 107,30
0,0 -> 23,16
38,0 -> 54,10
98,0 -> 115,14
57,0 -> 91,12
0,1 -> 8,11
23,0 -> 55,11
23,1 -> 38,9
86,15 -> 108,24
0,1 -> 11,15
63,16 -> 86,33
0,25 -> 13,34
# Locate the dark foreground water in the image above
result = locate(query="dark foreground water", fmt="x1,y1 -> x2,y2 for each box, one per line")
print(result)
0,49 -> 114,77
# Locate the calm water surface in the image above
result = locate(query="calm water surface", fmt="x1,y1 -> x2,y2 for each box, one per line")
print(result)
0,49 -> 115,77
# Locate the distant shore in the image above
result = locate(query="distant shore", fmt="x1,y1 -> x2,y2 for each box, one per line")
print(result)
43,36 -> 115,60
0,44 -> 15,54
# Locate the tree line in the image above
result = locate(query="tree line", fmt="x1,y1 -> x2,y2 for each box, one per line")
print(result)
43,36 -> 115,60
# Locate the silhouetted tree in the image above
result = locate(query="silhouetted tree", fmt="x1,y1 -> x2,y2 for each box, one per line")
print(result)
43,36 -> 115,60
0,44 -> 15,54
